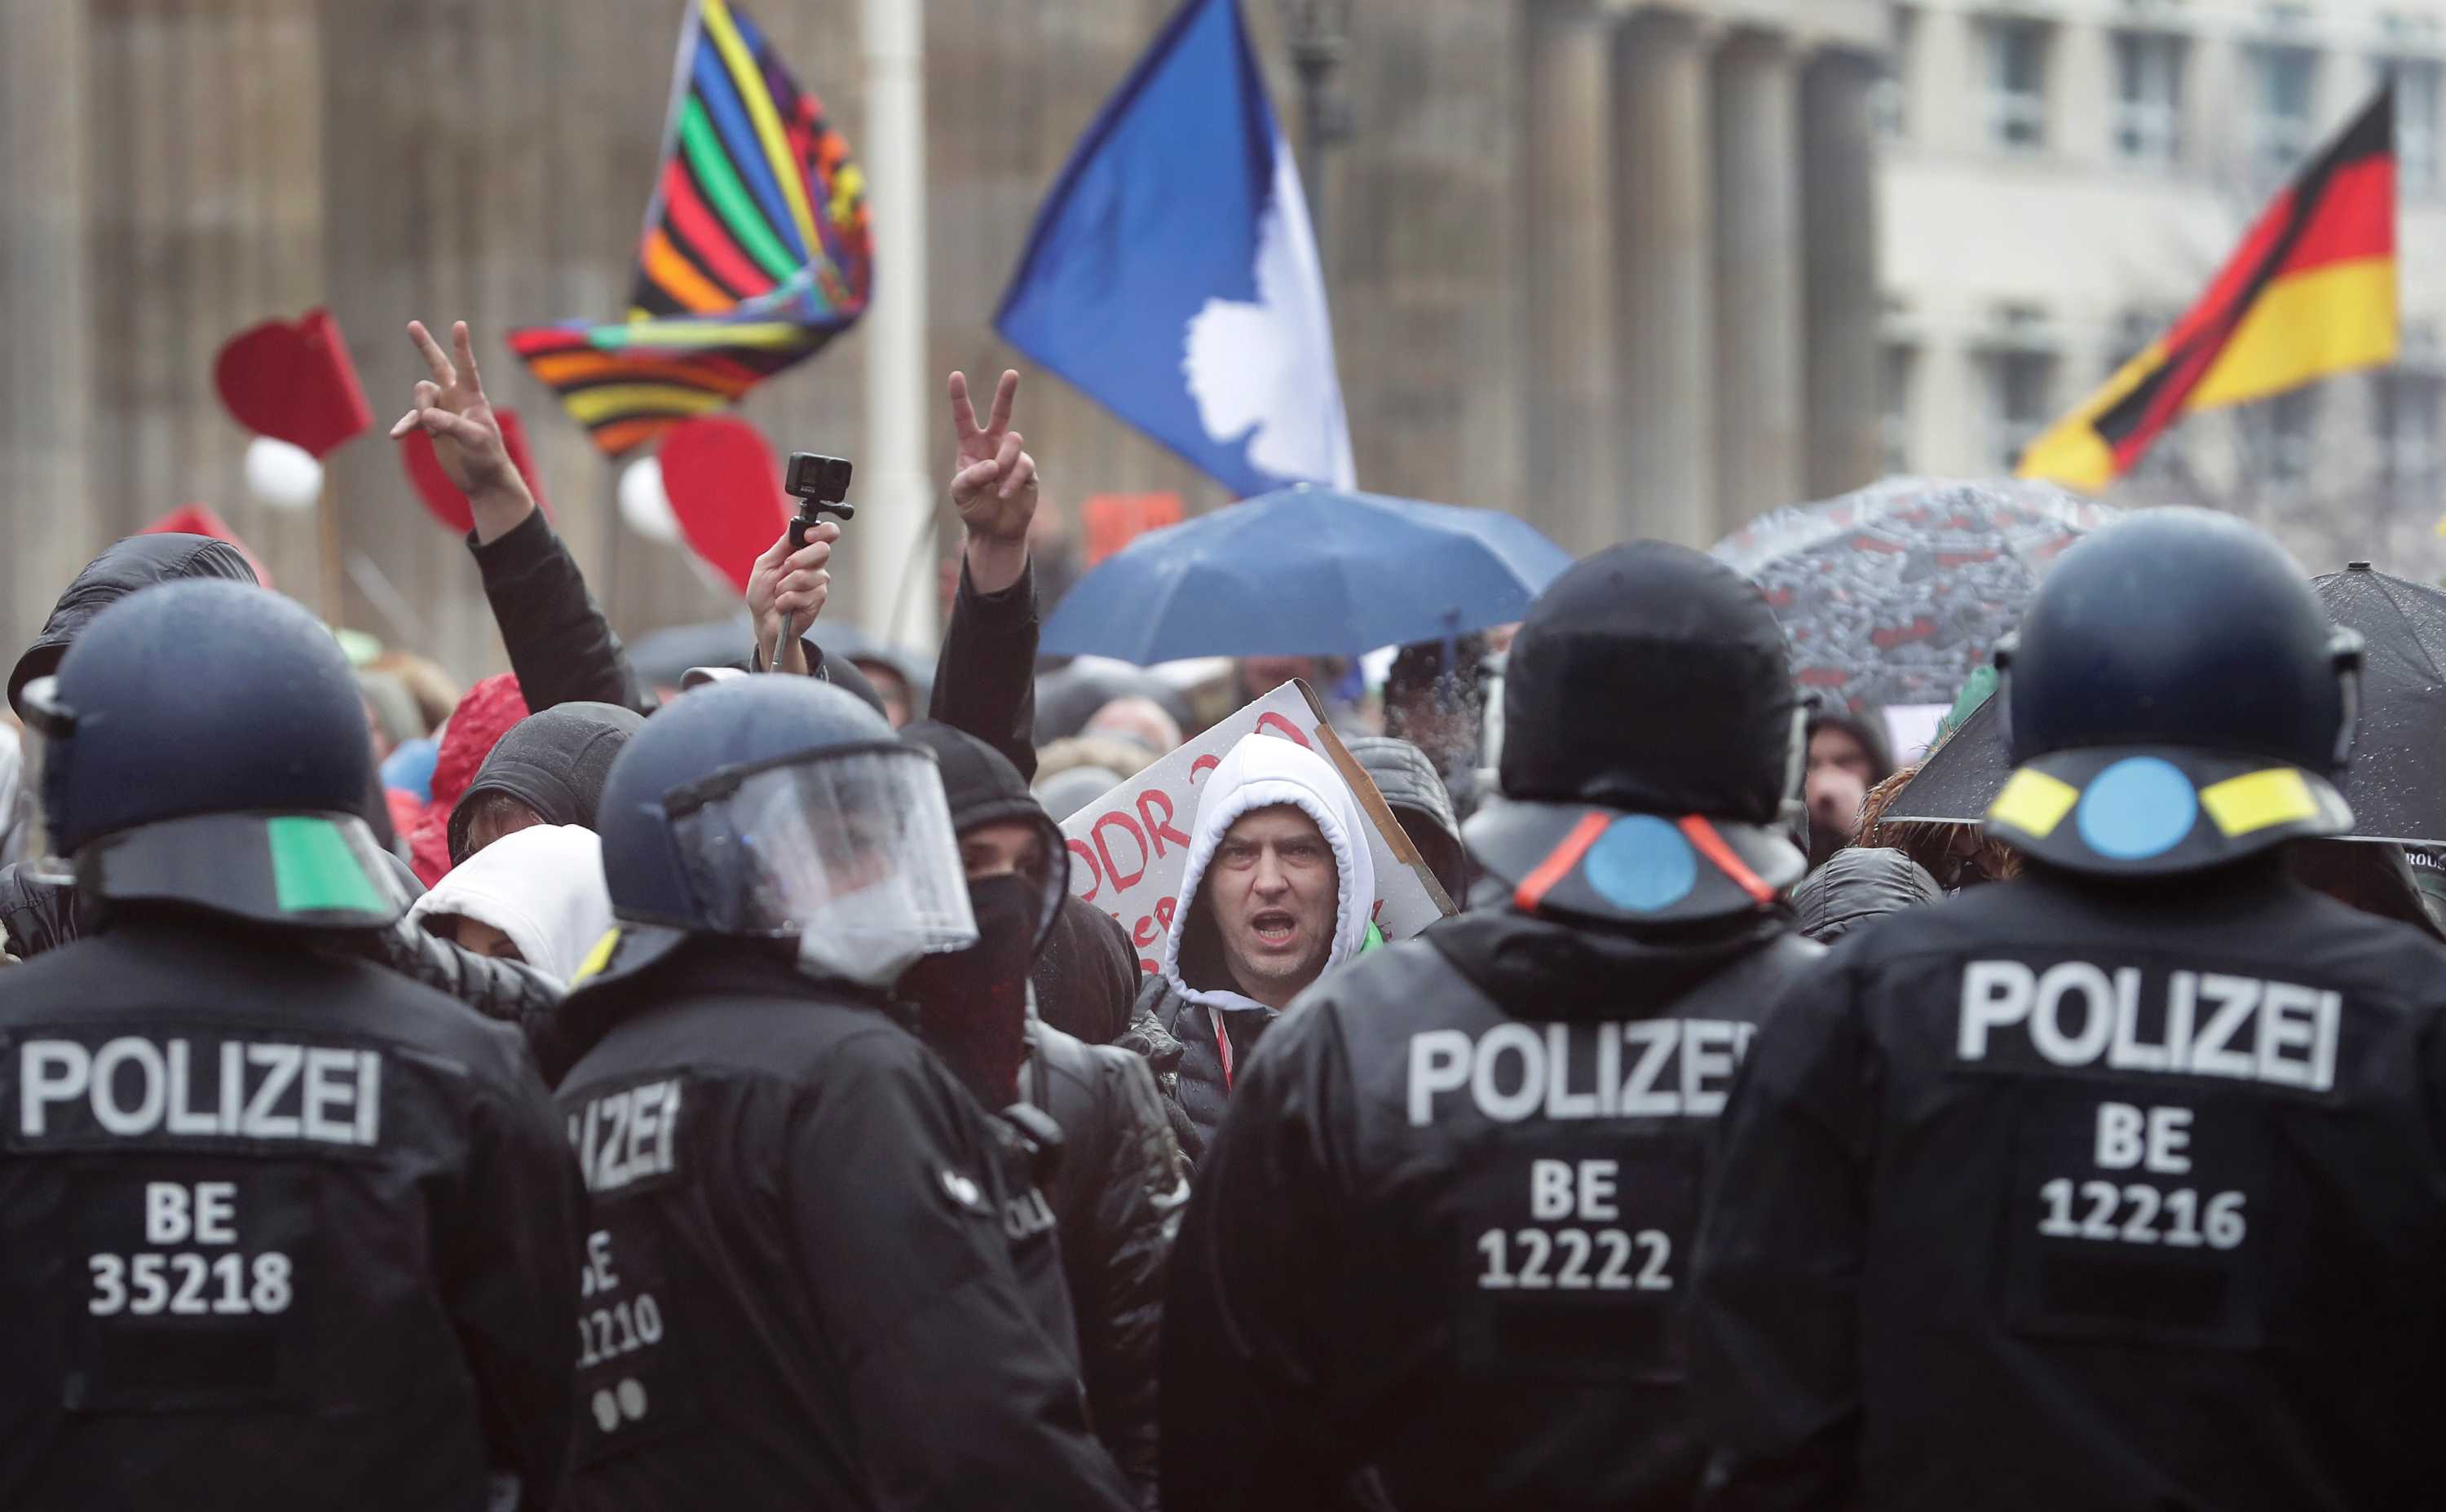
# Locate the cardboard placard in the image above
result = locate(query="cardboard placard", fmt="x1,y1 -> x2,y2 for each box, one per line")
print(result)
1062,681 -> 1458,972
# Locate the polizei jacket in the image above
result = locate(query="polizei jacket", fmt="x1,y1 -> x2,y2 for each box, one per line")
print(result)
548,944 -> 1134,1511
0,915 -> 582,1511
1160,904 -> 1821,1510
1690,862 -> 2446,1510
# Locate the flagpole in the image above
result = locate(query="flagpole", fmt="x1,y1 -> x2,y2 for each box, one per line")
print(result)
861,0 -> 937,655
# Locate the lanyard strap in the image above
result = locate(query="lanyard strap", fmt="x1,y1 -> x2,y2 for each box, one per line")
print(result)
1214,1007 -> 1235,1095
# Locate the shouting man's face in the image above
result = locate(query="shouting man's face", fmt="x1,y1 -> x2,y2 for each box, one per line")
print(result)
1209,804 -> 1338,1010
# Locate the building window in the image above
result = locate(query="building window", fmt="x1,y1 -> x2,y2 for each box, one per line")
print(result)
1986,350 -> 2055,473
1983,18 -> 2050,152
2112,32 -> 2185,165
2245,388 -> 2320,484
2387,56 -> 2444,194
2248,42 -> 2320,175
1882,345 -> 1916,474
2375,370 -> 2444,496
1876,7 -> 1917,140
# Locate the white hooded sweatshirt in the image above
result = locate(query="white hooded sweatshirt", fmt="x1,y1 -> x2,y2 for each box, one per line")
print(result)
407,823 -> 614,990
1160,731 -> 1377,1016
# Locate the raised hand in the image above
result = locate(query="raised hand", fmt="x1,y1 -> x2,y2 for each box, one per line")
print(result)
948,369 -> 1038,545
746,518 -> 842,676
388,320 -> 533,542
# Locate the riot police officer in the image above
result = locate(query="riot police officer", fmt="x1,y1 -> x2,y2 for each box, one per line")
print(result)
548,675 -> 1133,1510
1691,508 -> 2446,1509
1159,541 -> 1823,1510
0,579 -> 581,1510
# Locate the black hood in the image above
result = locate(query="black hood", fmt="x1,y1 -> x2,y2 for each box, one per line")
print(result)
1789,844 -> 1940,943
1031,894 -> 1142,1046
1425,903 -> 1794,1020
899,719 -> 1067,956
1345,735 -> 1459,847
448,701 -> 645,863
10,535 -> 258,716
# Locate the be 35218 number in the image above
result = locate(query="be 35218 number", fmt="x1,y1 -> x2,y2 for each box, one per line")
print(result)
88,1251 -> 293,1316
2037,1179 -> 2245,1250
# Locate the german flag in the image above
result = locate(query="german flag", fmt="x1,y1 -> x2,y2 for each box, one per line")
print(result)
2017,87 -> 2396,494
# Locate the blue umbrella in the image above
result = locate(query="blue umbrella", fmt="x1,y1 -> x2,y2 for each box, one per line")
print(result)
1041,483 -> 1573,663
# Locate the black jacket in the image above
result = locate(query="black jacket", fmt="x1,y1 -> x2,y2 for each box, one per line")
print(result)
1787,845 -> 1941,944
1160,906 -> 1822,1511
931,556 -> 1043,780
0,914 -> 581,1511
1026,1019 -> 1190,1508
549,946 -> 1133,1511
7,534 -> 256,716
1691,862 -> 2446,1511
465,511 -> 880,715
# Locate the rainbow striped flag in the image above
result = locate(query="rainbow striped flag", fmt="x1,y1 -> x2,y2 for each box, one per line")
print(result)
510,0 -> 871,458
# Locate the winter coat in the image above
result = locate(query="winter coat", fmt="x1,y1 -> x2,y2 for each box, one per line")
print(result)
445,702 -> 643,863
464,509 -> 882,716
1159,905 -> 1822,1511
1346,734 -> 1467,901
0,913 -> 581,1510
548,944 -> 1133,1511
1025,1019 -> 1190,1510
1787,844 -> 1941,943
1691,862 -> 2446,1510
408,673 -> 530,886
408,824 -> 614,986
1146,734 -> 1379,1158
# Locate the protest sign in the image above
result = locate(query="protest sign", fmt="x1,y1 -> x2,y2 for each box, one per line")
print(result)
1061,681 -> 1458,972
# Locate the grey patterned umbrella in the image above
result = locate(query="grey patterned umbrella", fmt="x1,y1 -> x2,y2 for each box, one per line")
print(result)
1711,478 -> 2119,715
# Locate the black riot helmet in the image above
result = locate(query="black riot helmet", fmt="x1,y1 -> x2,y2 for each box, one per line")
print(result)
1464,540 -> 1805,925
19,578 -> 408,932
584,677 -> 977,990
1986,506 -> 2359,875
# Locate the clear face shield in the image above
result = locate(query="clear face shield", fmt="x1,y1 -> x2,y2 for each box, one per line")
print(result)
15,676 -> 68,871
663,741 -> 978,988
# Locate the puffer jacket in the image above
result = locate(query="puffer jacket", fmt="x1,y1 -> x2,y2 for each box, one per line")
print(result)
1788,844 -> 1942,943
1146,734 -> 1380,1159
1026,1019 -> 1190,1510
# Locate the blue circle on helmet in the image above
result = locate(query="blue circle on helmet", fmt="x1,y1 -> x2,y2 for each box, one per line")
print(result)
1583,814 -> 1698,911
2075,756 -> 2198,860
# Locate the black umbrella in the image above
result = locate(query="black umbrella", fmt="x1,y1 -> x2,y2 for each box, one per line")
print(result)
1890,560 -> 2446,844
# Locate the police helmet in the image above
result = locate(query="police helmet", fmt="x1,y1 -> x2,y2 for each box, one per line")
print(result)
583,677 -> 976,989
20,578 -> 408,931
1464,540 -> 1806,924
1986,506 -> 2359,875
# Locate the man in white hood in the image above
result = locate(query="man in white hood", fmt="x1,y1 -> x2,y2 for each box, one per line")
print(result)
1135,731 -> 1376,1157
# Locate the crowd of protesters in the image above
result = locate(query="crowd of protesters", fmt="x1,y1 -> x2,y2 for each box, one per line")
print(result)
5,313 -> 2446,1512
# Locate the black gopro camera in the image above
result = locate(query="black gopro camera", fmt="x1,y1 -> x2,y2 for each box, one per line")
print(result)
784,452 -> 855,521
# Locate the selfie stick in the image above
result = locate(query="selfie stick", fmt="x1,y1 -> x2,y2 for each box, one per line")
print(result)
770,452 -> 856,673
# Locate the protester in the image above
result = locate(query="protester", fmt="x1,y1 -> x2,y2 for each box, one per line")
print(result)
405,672 -> 529,886
1383,630 -> 1489,815
900,720 -> 1188,1505
547,677 -> 1132,1507
1346,733 -> 1468,902
408,823 -> 615,985
1236,653 -> 1364,734
1691,508 -> 2446,1510
1159,541 -> 1820,1511
1856,761 -> 2021,889
0,579 -> 578,1509
1788,844 -> 1942,943
1084,694 -> 1184,762
1804,704 -> 1893,869
1135,730 -> 1380,1160
1035,760 -> 1131,824
444,700 -> 644,865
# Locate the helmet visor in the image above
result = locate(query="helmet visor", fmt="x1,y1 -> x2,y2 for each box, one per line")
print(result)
665,743 -> 977,985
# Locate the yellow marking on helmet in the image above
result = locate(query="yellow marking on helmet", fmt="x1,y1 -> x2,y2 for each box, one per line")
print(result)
1988,767 -> 2081,837
572,928 -> 622,984
2199,768 -> 2319,837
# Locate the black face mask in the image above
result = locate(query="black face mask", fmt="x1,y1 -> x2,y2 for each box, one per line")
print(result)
903,873 -> 1039,1109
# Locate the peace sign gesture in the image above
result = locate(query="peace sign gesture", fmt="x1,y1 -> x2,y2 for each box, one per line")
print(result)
387,319 -> 534,541
947,368 -> 1038,547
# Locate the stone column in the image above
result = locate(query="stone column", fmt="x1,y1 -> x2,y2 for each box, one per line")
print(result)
0,0 -> 91,648
1522,1 -> 1618,555
1711,26 -> 1805,536
1801,46 -> 1883,499
1613,8 -> 1715,548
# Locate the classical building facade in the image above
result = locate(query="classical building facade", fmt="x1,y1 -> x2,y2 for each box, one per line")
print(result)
1523,0 -> 1891,550
1880,0 -> 2446,572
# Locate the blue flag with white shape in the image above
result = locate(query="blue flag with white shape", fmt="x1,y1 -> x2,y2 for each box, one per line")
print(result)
995,0 -> 1356,498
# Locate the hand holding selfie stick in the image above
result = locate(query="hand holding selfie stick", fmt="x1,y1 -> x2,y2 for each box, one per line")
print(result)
770,452 -> 855,673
